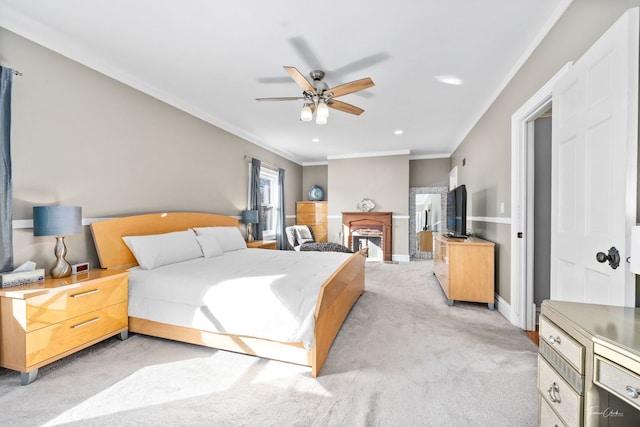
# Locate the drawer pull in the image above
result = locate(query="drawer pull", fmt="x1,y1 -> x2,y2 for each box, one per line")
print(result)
547,382 -> 561,403
70,289 -> 100,298
71,317 -> 100,329
547,335 -> 561,345
625,385 -> 640,399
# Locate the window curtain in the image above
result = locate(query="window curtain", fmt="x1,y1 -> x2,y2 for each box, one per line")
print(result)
249,158 -> 263,241
0,67 -> 14,273
276,168 -> 286,250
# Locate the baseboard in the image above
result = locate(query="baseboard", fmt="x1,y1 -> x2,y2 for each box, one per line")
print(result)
392,254 -> 410,263
495,293 -> 512,323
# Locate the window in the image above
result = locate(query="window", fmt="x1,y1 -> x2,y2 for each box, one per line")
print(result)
258,167 -> 279,240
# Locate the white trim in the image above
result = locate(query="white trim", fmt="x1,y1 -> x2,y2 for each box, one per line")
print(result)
495,293 -> 512,324
328,214 -> 409,220
327,149 -> 410,160
13,217 -> 114,229
510,62 -> 571,330
392,254 -> 410,263
286,214 -> 296,219
450,0 -> 574,154
409,153 -> 450,160
468,216 -> 511,225
301,161 -> 328,167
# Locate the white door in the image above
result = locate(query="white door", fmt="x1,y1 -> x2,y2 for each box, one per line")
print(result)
550,8 -> 638,306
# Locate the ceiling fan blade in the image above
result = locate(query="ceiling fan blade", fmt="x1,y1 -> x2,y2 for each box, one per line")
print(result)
328,99 -> 365,116
327,77 -> 375,98
255,97 -> 304,101
283,66 -> 316,94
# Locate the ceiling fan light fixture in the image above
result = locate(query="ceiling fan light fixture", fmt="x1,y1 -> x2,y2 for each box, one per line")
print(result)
316,100 -> 329,119
316,114 -> 327,125
300,104 -> 313,121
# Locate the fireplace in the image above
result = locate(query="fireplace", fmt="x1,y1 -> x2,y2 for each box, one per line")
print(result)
342,212 -> 392,261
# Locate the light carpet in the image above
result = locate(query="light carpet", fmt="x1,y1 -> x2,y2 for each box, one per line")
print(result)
0,261 -> 539,426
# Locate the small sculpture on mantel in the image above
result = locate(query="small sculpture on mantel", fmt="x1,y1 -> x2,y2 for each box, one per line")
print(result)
357,199 -> 375,212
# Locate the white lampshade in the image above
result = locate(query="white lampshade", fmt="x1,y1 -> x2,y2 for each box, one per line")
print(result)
316,101 -> 329,119
316,114 -> 327,125
300,105 -> 312,121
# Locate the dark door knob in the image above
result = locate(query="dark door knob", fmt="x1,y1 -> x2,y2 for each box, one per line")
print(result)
596,247 -> 620,269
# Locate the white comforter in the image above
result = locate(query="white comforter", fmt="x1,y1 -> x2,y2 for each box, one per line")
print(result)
127,248 -> 353,348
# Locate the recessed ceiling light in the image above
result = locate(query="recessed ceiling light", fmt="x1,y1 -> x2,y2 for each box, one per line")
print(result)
312,138 -> 319,142
394,130 -> 403,135
434,75 -> 463,86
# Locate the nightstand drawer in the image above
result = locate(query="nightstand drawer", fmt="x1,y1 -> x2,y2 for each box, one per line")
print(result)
538,356 -> 582,427
540,316 -> 584,374
25,275 -> 128,331
25,302 -> 127,367
594,355 -> 640,411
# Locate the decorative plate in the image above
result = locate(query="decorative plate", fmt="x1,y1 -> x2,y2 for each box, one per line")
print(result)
357,199 -> 375,212
308,185 -> 325,201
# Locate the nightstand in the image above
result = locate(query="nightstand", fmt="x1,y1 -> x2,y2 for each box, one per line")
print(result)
0,269 -> 129,385
247,240 -> 277,249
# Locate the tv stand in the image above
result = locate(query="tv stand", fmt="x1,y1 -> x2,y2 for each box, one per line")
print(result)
433,233 -> 495,309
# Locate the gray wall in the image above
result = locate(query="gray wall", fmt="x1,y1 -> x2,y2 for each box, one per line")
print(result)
2,27 -> 302,270
327,155 -> 409,257
450,0 -> 640,303
409,158 -> 451,187
301,165 -> 328,201
534,117 -> 552,306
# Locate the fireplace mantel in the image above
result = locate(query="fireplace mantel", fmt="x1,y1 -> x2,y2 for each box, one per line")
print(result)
342,212 -> 392,261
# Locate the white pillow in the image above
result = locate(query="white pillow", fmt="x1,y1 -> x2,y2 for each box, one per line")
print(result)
195,234 -> 224,258
295,225 -> 314,244
122,230 -> 203,269
192,226 -> 247,252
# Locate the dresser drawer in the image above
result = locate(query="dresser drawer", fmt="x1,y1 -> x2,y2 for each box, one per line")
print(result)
297,212 -> 321,224
25,302 -> 127,367
538,356 -> 582,427
539,395 -> 568,427
540,316 -> 584,374
296,202 -> 326,214
594,355 -> 640,411
25,276 -> 128,331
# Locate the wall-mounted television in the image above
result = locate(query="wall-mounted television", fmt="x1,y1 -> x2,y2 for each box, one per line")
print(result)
446,184 -> 467,238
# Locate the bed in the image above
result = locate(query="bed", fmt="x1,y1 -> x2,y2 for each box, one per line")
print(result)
90,212 -> 366,377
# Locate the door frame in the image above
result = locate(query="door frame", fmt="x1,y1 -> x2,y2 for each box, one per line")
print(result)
510,63 -> 572,330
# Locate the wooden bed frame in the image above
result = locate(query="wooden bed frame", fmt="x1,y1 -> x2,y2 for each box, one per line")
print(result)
90,212 -> 366,377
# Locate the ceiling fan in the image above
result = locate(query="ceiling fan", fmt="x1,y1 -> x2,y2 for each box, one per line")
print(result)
256,66 -> 375,124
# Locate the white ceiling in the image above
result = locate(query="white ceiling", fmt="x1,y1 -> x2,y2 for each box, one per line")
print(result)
0,0 -> 570,165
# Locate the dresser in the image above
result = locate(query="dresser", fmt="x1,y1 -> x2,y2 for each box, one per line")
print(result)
433,234 -> 495,309
539,300 -> 640,426
296,201 -> 328,242
0,269 -> 129,385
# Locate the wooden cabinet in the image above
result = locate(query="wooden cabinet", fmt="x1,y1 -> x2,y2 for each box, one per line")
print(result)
418,230 -> 433,252
296,201 -> 328,242
0,269 -> 129,385
433,234 -> 494,309
247,240 -> 277,249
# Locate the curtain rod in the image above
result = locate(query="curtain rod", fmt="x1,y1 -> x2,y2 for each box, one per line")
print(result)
243,155 -> 283,172
13,70 -> 23,76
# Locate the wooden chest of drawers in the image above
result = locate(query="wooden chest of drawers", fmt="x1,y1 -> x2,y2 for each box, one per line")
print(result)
0,269 -> 128,385
296,201 -> 328,242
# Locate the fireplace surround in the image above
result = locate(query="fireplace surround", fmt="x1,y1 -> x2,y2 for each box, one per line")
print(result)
342,212 -> 392,261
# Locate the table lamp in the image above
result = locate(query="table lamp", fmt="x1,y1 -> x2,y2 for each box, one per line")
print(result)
33,206 -> 82,278
240,209 -> 259,242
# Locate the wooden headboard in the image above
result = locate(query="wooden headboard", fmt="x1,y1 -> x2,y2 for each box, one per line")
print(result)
90,212 -> 239,269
